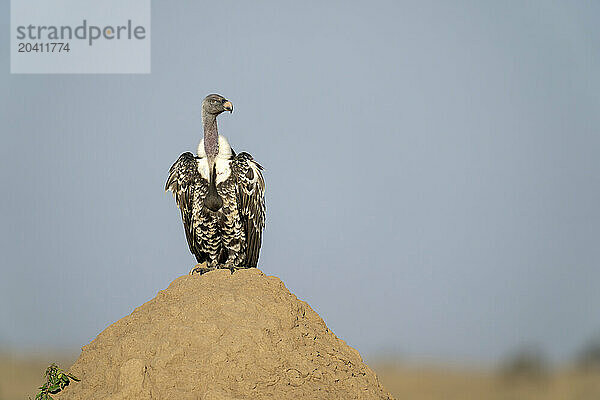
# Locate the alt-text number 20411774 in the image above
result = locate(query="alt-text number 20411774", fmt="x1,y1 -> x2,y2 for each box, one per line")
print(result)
17,42 -> 71,53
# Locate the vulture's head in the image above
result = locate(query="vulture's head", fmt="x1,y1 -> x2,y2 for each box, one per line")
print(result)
202,94 -> 233,116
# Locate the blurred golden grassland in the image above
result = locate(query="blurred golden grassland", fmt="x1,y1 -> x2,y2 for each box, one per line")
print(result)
0,353 -> 76,400
2,353 -> 599,400
375,363 -> 600,400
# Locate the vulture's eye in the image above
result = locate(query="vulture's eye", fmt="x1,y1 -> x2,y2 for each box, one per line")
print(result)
221,99 -> 227,103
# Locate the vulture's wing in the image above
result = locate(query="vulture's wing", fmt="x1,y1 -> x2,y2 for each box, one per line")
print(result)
165,152 -> 207,257
232,152 -> 266,267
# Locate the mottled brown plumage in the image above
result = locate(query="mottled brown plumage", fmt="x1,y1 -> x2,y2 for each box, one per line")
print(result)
166,95 -> 265,273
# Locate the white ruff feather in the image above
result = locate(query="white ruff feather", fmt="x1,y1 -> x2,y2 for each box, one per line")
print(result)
197,135 -> 232,158
196,135 -> 233,184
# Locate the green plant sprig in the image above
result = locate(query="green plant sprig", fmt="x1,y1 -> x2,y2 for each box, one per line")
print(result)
33,363 -> 80,400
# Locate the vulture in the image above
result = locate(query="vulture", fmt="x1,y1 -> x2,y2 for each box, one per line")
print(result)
166,94 -> 265,274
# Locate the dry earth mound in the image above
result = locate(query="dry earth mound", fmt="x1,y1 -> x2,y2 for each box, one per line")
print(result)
57,269 -> 393,399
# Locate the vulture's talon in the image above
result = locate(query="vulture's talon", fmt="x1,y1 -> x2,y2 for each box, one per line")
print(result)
190,262 -> 213,275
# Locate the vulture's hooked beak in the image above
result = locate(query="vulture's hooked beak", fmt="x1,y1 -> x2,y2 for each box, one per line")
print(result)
223,101 -> 233,113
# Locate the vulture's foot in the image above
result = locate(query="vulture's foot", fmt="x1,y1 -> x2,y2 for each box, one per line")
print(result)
189,262 -> 214,275
213,264 -> 238,274
224,265 -> 257,274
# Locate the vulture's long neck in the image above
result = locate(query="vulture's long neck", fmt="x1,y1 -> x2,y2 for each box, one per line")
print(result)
202,112 -> 219,162
201,111 -> 223,210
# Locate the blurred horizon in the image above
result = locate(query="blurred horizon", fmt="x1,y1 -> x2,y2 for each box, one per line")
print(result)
1,0 -> 600,369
